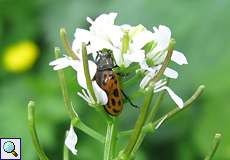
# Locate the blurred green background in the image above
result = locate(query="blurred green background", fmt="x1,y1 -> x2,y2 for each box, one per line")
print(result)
0,0 -> 230,159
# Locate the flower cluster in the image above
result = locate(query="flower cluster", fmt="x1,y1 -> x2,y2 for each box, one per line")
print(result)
50,12 -> 187,109
48,12 -> 190,156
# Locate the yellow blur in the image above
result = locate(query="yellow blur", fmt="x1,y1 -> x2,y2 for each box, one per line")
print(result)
3,41 -> 39,73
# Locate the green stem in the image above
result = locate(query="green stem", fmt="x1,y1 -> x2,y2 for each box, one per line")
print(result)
131,91 -> 166,156
146,91 -> 165,123
60,28 -> 78,60
153,85 -> 205,126
118,89 -> 153,160
204,133 -> 222,160
55,47 -> 78,120
27,101 -> 49,160
81,43 -> 97,102
63,132 -> 69,160
147,39 -> 175,87
104,118 -> 117,160
118,85 -> 205,137
72,120 -> 105,143
55,47 -> 105,143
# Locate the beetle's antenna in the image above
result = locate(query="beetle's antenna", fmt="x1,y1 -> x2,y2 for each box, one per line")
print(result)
95,51 -> 100,62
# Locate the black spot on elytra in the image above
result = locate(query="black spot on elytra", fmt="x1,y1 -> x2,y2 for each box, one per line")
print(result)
114,80 -> 118,84
111,98 -> 116,106
112,108 -> 120,113
113,89 -> 119,97
118,100 -> 121,106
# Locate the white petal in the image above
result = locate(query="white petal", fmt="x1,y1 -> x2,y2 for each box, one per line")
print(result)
139,60 -> 149,71
53,62 -> 70,70
49,57 -> 71,70
155,86 -> 184,108
125,50 -> 145,63
152,25 -> 171,53
49,57 -> 69,66
153,51 -> 167,65
154,79 -> 167,90
74,28 -> 90,43
155,115 -> 168,129
77,91 -> 90,103
92,81 -> 108,105
164,67 -> 178,79
86,17 -> 94,24
132,30 -> 154,49
65,125 -> 78,155
107,26 -> 123,46
76,60 -> 97,89
121,24 -> 132,30
140,74 -> 152,89
113,48 -> 123,67
72,28 -> 90,55
139,69 -> 157,88
171,50 -> 188,65
94,12 -> 117,24
89,35 -> 114,52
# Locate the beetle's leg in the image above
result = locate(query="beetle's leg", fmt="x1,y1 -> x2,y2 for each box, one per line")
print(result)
121,90 -> 139,108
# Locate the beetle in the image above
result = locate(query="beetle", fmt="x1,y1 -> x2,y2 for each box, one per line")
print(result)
95,50 -> 123,116
95,49 -> 138,116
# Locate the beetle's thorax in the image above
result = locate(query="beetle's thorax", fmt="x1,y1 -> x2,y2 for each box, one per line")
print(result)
96,52 -> 114,71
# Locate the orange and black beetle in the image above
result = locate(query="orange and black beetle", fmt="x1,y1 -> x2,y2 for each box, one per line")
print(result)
95,50 -> 123,116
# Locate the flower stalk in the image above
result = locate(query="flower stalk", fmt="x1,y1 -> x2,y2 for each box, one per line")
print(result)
81,43 -> 97,102
27,101 -> 49,160
63,132 -> 69,160
204,133 -> 222,160
60,28 -> 78,60
118,88 -> 154,160
148,39 -> 175,86
55,47 -> 105,143
118,85 -> 205,138
153,85 -> 205,126
131,91 -> 166,156
55,47 -> 78,120
104,118 -> 118,160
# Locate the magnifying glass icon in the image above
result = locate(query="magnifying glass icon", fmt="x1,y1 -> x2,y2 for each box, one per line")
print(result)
3,141 -> 18,157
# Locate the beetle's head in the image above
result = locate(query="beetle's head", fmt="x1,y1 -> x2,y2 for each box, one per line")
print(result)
96,49 -> 114,70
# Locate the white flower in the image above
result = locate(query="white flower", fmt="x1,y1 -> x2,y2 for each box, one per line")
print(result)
139,25 -> 187,82
49,56 -> 108,105
49,56 -> 78,71
152,25 -> 171,53
72,28 -> 90,57
65,124 -> 78,155
72,13 -> 156,69
86,12 -> 123,54
113,25 -> 154,67
140,78 -> 184,108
